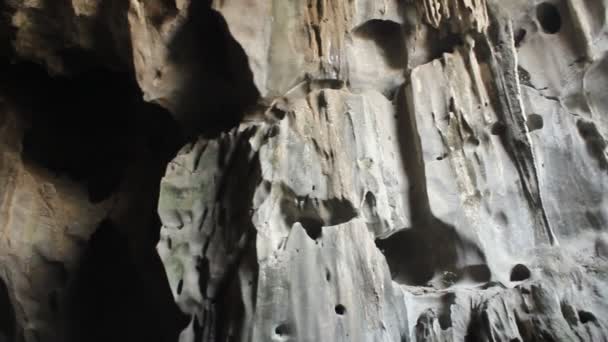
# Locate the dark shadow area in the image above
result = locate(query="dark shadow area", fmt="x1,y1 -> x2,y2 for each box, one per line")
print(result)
422,25 -> 465,62
464,310 -> 487,342
0,277 -> 15,342
0,60 -> 183,203
461,264 -> 492,283
577,119 -> 608,171
510,264 -> 531,281
279,182 -> 358,241
68,219 -> 188,342
375,87 -> 487,286
526,113 -> 544,132
578,310 -> 597,324
335,304 -> 347,316
537,2 -> 562,34
0,57 -> 187,341
175,130 -> 262,341
0,0 -> 263,340
438,293 -> 456,329
514,28 -> 527,48
0,2 -> 16,61
213,242 -> 258,342
167,0 -> 260,138
353,19 -> 406,69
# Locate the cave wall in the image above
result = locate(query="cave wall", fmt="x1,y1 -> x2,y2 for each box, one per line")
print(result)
1,0 -> 608,341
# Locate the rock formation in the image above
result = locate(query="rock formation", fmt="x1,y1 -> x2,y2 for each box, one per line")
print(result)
1,0 -> 607,341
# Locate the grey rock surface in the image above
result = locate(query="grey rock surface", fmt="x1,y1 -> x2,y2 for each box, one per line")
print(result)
0,0 -> 607,341
157,0 -> 608,341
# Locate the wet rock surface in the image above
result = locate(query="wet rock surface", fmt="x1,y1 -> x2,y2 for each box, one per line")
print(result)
0,0 -> 607,341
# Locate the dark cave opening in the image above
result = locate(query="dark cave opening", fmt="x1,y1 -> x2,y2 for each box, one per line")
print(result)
0,58 -> 188,341
510,264 -> 531,281
68,219 -> 187,342
353,19 -> 406,69
514,28 -> 527,48
0,60 -> 183,203
578,310 -> 597,324
537,2 -> 562,34
334,304 -> 347,316
167,0 -> 260,138
0,277 -> 15,342
275,323 -> 291,337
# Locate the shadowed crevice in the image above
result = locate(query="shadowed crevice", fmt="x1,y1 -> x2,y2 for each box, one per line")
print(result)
0,53 -> 186,341
0,60 -> 183,204
375,86 -> 487,286
167,0 -> 260,138
0,277 -> 15,342
68,219 -> 188,342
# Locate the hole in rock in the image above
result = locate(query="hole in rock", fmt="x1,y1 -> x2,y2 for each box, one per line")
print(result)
177,279 -> 184,295
274,323 -> 291,337
430,31 -> 465,60
376,221 -> 486,286
362,191 -> 384,229
514,28 -> 527,48
586,210 -> 606,231
560,302 -> 578,325
518,66 -> 533,88
437,293 -> 455,329
466,136 -> 480,148
577,120 -> 608,170
0,277 -> 15,342
325,269 -> 331,282
578,310 -> 597,324
526,114 -> 544,132
537,2 -> 562,34
438,314 -> 452,330
335,304 -> 347,315
353,20 -> 406,69
280,183 -> 358,241
510,264 -> 531,281
461,264 -> 491,283
490,122 -> 507,136
298,218 -> 324,240
595,236 -> 608,258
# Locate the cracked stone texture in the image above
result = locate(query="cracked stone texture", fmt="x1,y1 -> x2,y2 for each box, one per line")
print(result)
157,0 -> 608,341
1,0 -> 608,341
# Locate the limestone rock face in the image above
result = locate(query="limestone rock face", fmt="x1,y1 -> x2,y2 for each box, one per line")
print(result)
157,0 -> 608,341
1,0 -> 608,341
